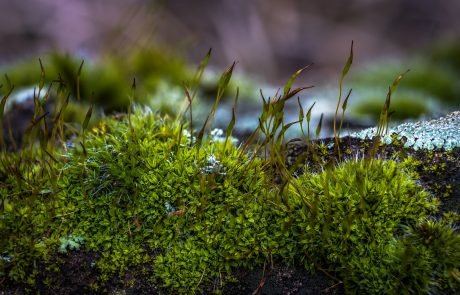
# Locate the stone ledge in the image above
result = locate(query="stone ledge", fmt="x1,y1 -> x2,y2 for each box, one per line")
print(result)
351,111 -> 460,151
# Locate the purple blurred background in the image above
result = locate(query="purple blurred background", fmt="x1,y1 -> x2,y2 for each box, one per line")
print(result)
1,0 -> 459,84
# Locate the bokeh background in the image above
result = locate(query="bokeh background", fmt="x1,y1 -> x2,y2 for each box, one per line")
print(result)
1,0 -> 460,81
1,0 -> 460,139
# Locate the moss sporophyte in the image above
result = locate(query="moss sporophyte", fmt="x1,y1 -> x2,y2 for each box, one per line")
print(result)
1,49 -> 459,294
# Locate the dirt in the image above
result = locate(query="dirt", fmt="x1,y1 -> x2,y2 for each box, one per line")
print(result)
221,264 -> 344,295
2,256 -> 344,295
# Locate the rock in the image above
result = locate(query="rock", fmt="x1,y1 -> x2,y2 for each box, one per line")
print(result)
286,111 -> 460,217
351,111 -> 460,151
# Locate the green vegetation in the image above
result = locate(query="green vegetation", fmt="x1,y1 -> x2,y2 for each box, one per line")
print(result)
0,49 -> 256,122
1,48 -> 460,294
287,159 -> 441,293
1,49 -> 190,112
351,88 -> 433,121
348,41 -> 460,121
58,109 -> 280,291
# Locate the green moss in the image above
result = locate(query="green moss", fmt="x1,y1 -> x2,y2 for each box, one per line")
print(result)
54,109 -> 280,291
1,55 -> 460,294
2,107 -> 459,293
398,220 -> 460,293
285,159 -> 442,293
0,150 -> 62,283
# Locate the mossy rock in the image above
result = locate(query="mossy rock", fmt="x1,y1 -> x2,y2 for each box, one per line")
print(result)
2,47 -> 460,294
2,109 -> 460,294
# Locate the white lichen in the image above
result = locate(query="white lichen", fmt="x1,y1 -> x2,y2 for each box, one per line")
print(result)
201,154 -> 226,175
58,235 -> 85,254
164,202 -> 176,214
210,128 -> 238,144
351,111 -> 460,151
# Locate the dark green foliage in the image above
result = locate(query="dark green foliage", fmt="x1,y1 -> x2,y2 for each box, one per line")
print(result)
0,150 -> 62,284
397,220 -> 460,293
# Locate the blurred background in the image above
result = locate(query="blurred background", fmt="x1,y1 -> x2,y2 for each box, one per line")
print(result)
1,0 -> 460,141
2,0 -> 460,81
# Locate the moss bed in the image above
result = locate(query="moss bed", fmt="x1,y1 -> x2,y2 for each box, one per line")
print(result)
0,106 -> 459,294
1,48 -> 460,294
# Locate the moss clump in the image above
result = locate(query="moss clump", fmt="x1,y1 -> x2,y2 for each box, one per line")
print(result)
52,109 -> 280,292
0,150 -> 62,284
283,159 -> 446,293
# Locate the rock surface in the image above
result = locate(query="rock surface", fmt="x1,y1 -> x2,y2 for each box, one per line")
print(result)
352,111 -> 460,151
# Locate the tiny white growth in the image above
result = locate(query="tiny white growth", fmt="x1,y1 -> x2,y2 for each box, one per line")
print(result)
210,128 -> 239,144
0,255 -> 12,262
201,154 -> 226,175
382,135 -> 393,145
141,105 -> 153,115
182,129 -> 195,145
211,128 -> 224,140
165,202 -> 176,214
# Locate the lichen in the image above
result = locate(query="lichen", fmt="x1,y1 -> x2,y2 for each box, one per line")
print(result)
351,111 -> 460,151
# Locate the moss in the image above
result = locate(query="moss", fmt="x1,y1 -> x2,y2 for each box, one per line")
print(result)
45,109 -> 279,292
2,107 -> 459,293
0,150 -> 62,283
285,159 -> 441,293
1,54 -> 460,294
350,88 -> 434,121
350,59 -> 460,107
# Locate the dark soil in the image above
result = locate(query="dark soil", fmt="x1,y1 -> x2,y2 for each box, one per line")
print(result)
222,264 -> 344,295
2,256 -> 344,295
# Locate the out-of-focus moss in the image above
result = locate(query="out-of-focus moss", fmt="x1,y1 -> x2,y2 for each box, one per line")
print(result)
350,87 -> 438,121
429,40 -> 460,75
0,49 -> 192,113
351,59 -> 460,107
